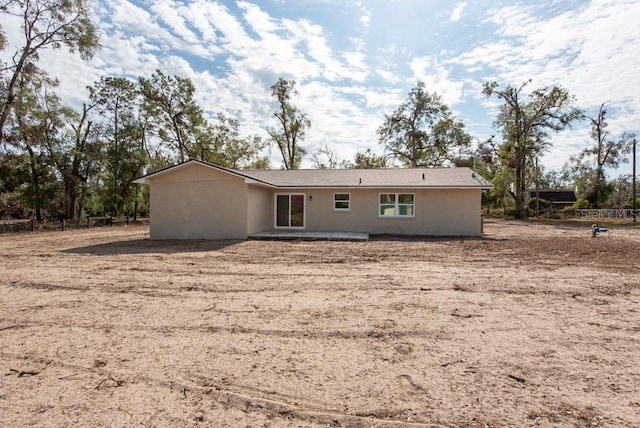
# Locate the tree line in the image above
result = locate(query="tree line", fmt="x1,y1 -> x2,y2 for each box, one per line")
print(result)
1,1 -> 637,222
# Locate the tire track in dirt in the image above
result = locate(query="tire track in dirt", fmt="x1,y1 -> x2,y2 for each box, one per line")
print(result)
2,352 -> 451,427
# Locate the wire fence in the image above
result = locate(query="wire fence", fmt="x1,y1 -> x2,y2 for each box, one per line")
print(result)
0,217 -> 148,234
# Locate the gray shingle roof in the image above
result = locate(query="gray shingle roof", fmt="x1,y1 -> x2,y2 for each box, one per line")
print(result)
134,160 -> 493,189
240,167 -> 492,188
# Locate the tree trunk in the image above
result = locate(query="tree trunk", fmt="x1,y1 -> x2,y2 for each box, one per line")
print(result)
514,158 -> 527,219
25,144 -> 43,221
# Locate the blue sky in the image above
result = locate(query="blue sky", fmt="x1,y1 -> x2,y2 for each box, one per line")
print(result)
3,0 -> 640,174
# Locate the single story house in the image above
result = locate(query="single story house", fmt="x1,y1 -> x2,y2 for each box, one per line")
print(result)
133,160 -> 492,240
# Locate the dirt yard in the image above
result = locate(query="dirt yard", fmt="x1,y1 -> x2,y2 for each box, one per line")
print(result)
1,218 -> 639,427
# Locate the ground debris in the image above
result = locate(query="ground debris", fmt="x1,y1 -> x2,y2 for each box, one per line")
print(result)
507,374 -> 526,384
95,374 -> 125,390
8,368 -> 40,377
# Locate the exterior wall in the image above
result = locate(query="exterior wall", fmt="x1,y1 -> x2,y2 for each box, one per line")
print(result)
247,185 -> 273,235
149,164 -> 248,239
301,188 -> 483,236
146,162 -> 484,238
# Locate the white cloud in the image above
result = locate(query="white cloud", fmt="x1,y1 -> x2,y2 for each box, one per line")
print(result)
2,0 -> 638,174
454,1 -> 640,110
409,56 -> 465,107
447,0 -> 640,176
355,1 -> 371,27
450,2 -> 466,22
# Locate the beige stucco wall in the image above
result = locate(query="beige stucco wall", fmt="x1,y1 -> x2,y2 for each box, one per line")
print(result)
148,164 -> 248,239
300,188 -> 483,236
146,162 -> 484,239
247,185 -> 273,235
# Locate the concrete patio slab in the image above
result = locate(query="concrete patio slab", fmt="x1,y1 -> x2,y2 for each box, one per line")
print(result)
249,231 -> 369,241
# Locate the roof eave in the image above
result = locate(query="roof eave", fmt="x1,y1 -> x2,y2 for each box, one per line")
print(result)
132,159 -> 278,186
261,185 -> 493,190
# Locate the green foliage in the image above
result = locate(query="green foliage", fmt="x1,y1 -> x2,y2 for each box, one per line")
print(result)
483,80 -> 581,218
201,113 -> 268,169
139,69 -> 208,163
343,149 -> 388,169
527,197 -> 552,211
0,0 -> 99,141
90,76 -> 146,216
624,198 -> 640,210
568,103 -> 636,208
0,191 -> 28,219
572,198 -> 589,209
609,174 -> 638,209
0,152 -> 30,193
378,81 -> 471,167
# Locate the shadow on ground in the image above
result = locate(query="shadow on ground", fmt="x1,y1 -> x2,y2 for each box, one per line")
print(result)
61,238 -> 244,255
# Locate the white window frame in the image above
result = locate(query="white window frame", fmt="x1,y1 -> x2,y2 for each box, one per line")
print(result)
378,193 -> 415,218
274,193 -> 306,229
333,193 -> 351,212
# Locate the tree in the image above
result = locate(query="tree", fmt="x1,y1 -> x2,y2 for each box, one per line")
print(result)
483,80 -> 581,218
0,0 -> 99,143
90,76 -> 146,216
310,145 -> 341,169
0,151 -> 33,218
61,101 -> 102,220
573,103 -> 635,208
345,149 -> 388,169
610,174 -> 638,209
200,112 -> 268,169
377,81 -> 471,168
36,82 -> 100,222
10,66 -> 65,220
139,70 -> 208,163
267,78 -> 310,169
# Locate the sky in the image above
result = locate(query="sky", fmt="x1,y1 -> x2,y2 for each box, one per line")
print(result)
2,0 -> 640,174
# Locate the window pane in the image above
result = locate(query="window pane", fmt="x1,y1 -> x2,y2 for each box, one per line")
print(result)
335,201 -> 349,209
380,194 -> 395,204
398,205 -> 414,216
398,194 -> 414,204
290,195 -> 305,227
276,195 -> 289,227
380,205 -> 395,216
335,194 -> 349,201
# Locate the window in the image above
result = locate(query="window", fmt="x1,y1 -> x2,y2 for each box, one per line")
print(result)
276,194 -> 305,228
333,193 -> 350,211
379,193 -> 415,217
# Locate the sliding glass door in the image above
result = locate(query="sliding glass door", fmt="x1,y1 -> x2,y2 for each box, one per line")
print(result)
275,194 -> 305,228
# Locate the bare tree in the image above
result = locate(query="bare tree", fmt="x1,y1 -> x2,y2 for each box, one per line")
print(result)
311,145 -> 341,169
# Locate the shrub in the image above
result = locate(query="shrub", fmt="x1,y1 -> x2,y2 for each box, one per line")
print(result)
572,198 -> 589,209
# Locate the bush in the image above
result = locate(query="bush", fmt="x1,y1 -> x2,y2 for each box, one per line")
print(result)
0,192 -> 28,219
572,198 -> 589,209
527,198 -> 552,211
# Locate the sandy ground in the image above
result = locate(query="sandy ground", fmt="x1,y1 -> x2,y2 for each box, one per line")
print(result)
1,218 -> 639,427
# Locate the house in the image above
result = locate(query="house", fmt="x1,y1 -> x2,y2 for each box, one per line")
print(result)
528,189 -> 577,209
133,160 -> 493,240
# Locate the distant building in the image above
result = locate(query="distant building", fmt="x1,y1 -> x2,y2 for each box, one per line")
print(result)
529,189 -> 577,209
